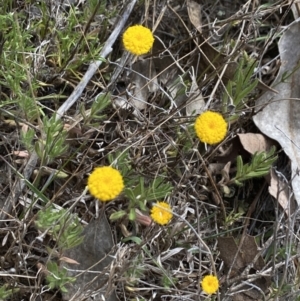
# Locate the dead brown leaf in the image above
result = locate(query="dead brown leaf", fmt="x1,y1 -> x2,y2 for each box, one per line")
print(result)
187,0 -> 202,33
12,150 -> 29,158
218,236 -> 245,273
268,168 -> 296,214
218,235 -> 270,301
218,235 -> 264,272
232,275 -> 270,301
253,21 -> 300,206
237,133 -> 275,155
59,256 -> 80,265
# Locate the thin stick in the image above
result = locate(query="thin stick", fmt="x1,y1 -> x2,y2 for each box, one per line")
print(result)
56,0 -> 137,119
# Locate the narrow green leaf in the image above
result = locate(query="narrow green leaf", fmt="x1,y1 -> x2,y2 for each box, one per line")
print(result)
122,236 -> 142,245
109,210 -> 127,221
236,156 -> 243,177
129,208 -> 136,221
235,79 -> 258,106
234,179 -> 244,186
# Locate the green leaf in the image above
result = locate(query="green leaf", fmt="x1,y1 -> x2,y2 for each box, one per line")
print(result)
122,236 -> 142,245
231,147 -> 277,185
90,93 -> 111,116
236,156 -> 243,177
222,53 -> 258,113
46,261 -> 76,292
145,176 -> 173,201
0,284 -> 19,299
109,210 -> 127,221
235,79 -> 258,107
138,200 -> 147,211
234,179 -> 243,186
129,208 -> 136,221
124,187 -> 137,202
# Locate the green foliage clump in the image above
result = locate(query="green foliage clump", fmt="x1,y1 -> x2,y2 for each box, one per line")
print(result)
233,146 -> 277,186
35,206 -> 84,292
46,261 -> 76,293
36,206 -> 84,250
222,52 -> 258,121
35,116 -> 69,164
0,284 -> 19,300
108,150 -> 173,221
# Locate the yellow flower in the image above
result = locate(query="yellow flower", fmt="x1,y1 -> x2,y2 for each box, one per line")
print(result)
150,201 -> 173,225
87,166 -> 124,202
201,275 -> 219,294
122,25 -> 154,55
194,111 -> 227,145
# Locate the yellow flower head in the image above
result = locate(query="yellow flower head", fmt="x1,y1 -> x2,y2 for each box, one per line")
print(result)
150,201 -> 173,225
194,111 -> 227,145
87,166 -> 124,202
201,275 -> 219,294
122,25 -> 154,55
